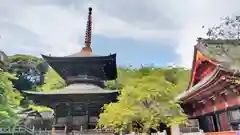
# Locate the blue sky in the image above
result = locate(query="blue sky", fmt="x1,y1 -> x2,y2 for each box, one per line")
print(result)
92,36 -> 178,67
1,0 -> 240,68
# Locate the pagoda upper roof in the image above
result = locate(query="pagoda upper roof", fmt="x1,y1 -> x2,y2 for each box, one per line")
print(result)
41,53 -> 117,82
42,53 -> 116,61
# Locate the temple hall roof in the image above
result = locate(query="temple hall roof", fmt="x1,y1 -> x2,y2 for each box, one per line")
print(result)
176,39 -> 240,102
198,39 -> 240,71
176,67 -> 221,101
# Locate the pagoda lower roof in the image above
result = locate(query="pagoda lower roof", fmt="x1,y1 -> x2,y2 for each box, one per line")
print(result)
23,84 -> 118,95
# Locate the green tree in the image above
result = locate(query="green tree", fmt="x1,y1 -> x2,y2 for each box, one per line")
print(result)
98,67 -> 189,132
7,54 -> 48,91
0,69 -> 23,127
8,54 -> 42,64
0,53 -> 63,127
7,54 -> 65,92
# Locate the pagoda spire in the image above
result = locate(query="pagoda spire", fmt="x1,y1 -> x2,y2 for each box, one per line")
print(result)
81,7 -> 93,56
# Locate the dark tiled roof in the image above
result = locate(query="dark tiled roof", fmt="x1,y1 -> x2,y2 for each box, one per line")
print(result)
42,53 -> 116,60
41,53 -> 117,81
23,83 -> 118,95
198,39 -> 240,72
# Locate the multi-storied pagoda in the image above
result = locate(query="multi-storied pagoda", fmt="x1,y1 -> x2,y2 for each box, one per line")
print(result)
177,39 -> 240,132
23,7 -> 118,130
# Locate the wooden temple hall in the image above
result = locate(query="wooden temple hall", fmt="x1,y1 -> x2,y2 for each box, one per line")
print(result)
177,39 -> 240,132
23,7 -> 118,130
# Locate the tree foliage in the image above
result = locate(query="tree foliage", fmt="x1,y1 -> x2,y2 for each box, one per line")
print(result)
0,69 -> 23,127
98,67 -> 189,132
8,54 -> 42,64
206,15 -> 240,40
7,54 -> 48,91
0,53 -> 65,127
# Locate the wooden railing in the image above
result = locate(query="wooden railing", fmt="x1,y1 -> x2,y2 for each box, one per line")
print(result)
0,124 -> 40,135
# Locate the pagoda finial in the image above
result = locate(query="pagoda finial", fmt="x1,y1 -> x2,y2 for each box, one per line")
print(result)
85,7 -> 92,46
81,7 -> 93,55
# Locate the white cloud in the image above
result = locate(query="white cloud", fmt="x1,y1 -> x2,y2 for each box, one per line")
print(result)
172,0 -> 240,67
1,0 -> 240,67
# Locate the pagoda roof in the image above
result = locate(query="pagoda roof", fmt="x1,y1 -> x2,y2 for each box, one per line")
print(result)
41,53 -> 116,61
41,53 -> 117,82
23,84 -> 119,107
23,83 -> 118,95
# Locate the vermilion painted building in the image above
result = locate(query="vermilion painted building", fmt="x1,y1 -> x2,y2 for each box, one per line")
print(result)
177,39 -> 240,132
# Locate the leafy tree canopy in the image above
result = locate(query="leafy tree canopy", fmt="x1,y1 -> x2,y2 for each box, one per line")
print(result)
8,54 -> 42,64
0,69 -> 23,127
6,54 -> 49,91
0,53 -> 63,127
98,67 -> 189,132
